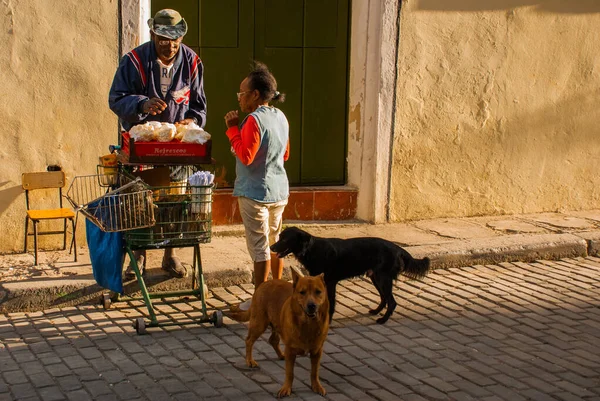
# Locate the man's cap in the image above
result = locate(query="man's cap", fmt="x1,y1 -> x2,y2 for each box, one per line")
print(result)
147,9 -> 188,40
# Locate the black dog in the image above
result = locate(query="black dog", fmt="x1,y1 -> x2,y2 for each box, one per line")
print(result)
271,227 -> 430,324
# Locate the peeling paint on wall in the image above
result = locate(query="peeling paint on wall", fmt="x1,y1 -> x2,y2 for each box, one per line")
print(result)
348,102 -> 362,142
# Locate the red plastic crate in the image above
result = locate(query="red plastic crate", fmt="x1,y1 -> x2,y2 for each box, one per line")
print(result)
121,132 -> 212,165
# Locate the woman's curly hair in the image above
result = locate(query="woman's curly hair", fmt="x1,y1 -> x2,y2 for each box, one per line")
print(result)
247,61 -> 286,103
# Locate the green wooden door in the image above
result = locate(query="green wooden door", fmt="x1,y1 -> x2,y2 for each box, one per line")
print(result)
151,0 -> 349,186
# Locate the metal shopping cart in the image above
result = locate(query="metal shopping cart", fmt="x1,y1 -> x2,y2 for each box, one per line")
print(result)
66,172 -> 222,334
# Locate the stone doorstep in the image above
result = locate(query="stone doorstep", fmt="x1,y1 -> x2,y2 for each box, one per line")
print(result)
1,231 -> 597,314
211,186 -> 358,225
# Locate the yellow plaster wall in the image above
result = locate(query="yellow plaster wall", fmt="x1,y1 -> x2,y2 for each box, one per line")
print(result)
390,1 -> 600,220
0,0 -> 119,252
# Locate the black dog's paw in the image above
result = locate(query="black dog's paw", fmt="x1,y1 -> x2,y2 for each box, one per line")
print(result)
368,309 -> 379,315
376,316 -> 389,324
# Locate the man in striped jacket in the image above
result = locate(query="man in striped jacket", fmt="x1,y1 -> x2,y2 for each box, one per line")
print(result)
108,9 -> 207,279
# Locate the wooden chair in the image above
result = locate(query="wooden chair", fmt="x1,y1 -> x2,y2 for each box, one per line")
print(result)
22,171 -> 77,265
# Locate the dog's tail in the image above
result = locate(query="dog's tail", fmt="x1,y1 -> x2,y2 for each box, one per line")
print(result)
225,305 -> 251,323
400,251 -> 431,280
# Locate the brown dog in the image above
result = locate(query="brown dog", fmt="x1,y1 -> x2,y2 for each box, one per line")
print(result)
228,273 -> 330,398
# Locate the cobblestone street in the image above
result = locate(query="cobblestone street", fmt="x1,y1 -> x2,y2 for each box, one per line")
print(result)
1,258 -> 599,401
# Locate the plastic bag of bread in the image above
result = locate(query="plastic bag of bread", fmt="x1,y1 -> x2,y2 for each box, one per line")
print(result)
180,122 -> 211,144
175,121 -> 201,136
174,123 -> 188,141
129,122 -> 156,142
155,123 -> 176,142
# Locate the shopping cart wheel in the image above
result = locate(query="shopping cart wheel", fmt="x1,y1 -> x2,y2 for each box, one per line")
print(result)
101,293 -> 111,310
212,311 -> 223,328
135,318 -> 147,335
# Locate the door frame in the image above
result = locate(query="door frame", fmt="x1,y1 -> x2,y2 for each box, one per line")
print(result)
347,0 -> 400,223
119,0 -> 398,223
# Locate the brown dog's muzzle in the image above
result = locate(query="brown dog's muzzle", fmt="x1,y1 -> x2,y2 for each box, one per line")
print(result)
305,302 -> 318,318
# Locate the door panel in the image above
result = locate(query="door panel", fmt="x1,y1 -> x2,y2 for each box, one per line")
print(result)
301,0 -> 349,184
263,0 -> 304,48
305,0 -> 338,48
200,1 -> 239,48
302,48 -> 346,183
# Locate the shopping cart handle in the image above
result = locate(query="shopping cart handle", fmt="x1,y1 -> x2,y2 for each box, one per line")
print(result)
102,176 -> 146,197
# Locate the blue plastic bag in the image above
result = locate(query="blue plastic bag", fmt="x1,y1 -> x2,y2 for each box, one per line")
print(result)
85,214 -> 124,294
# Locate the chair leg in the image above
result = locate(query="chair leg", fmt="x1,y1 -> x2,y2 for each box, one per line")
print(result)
63,218 -> 67,250
69,211 -> 79,255
71,218 -> 77,262
24,216 -> 29,253
33,220 -> 39,266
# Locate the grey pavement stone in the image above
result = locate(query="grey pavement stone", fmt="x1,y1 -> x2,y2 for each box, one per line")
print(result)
98,370 -> 126,385
45,364 -> 72,378
57,375 -> 83,392
12,351 -> 37,364
95,394 -> 119,401
3,370 -> 29,385
88,358 -> 116,373
173,392 -> 197,401
82,380 -> 113,398
28,371 -> 55,388
38,386 -> 66,401
191,380 -> 219,398
73,367 -> 101,382
367,388 -> 404,401
142,385 -> 172,401
156,377 -> 188,394
9,383 -> 37,400
112,381 -> 140,400
145,364 -> 173,381
447,391 -> 477,401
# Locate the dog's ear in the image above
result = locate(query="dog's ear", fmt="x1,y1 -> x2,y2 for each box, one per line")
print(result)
290,266 -> 303,284
292,271 -> 299,289
317,273 -> 325,283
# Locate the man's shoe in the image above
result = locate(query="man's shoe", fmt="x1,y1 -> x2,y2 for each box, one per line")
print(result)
238,299 -> 252,311
162,256 -> 187,278
125,253 -> 145,280
229,299 -> 251,313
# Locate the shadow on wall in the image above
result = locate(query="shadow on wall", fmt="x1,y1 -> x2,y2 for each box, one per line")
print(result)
0,182 -> 22,217
502,89 -> 600,148
416,0 -> 600,13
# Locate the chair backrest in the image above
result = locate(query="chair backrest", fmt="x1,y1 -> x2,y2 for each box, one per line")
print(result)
22,171 -> 67,210
22,171 -> 66,190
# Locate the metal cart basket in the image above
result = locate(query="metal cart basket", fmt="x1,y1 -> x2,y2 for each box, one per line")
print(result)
67,174 -> 155,232
67,173 -> 222,334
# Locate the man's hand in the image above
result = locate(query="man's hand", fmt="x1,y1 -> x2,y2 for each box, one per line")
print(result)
177,118 -> 196,125
142,98 -> 167,115
224,110 -> 239,128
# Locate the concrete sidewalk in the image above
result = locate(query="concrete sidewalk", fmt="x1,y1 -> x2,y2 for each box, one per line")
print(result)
1,210 -> 599,312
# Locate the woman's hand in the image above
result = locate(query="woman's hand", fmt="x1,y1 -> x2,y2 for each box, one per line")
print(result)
224,110 -> 239,128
